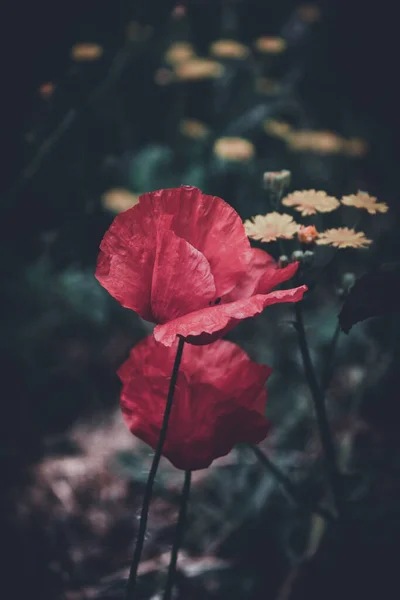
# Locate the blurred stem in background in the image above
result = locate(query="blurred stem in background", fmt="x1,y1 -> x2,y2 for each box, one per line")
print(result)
163,470 -> 192,600
294,302 -> 343,518
249,444 -> 334,523
126,337 -> 185,599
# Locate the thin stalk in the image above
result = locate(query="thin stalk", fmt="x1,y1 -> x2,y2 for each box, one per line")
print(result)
163,470 -> 192,600
125,336 -> 185,599
249,444 -> 334,523
322,322 -> 341,392
294,302 -> 343,517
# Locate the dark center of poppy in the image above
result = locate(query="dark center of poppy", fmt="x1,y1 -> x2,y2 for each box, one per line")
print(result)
209,297 -> 222,306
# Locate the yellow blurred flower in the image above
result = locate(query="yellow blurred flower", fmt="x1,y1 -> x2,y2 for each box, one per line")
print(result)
165,42 -> 195,65
254,36 -> 286,54
316,227 -> 372,249
244,212 -> 300,242
213,137 -> 255,161
71,43 -> 103,62
341,191 -> 388,214
174,58 -> 224,80
210,39 -> 250,59
287,130 -> 344,154
298,225 -> 319,244
179,119 -> 210,139
256,77 -> 282,95
264,119 -> 292,139
102,189 -> 140,214
282,190 -> 340,216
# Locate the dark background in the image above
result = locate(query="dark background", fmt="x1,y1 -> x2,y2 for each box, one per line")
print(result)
1,1 -> 399,599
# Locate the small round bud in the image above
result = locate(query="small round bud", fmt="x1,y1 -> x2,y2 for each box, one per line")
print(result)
263,169 -> 292,195
278,255 -> 289,268
341,272 -> 356,292
291,250 -> 304,262
302,250 -> 315,265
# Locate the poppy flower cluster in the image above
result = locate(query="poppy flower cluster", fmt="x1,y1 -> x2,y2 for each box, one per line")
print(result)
96,186 -> 307,469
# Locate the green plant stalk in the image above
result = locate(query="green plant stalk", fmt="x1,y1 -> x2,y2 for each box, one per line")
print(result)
125,336 -> 185,600
322,322 -> 341,392
163,470 -> 192,600
294,302 -> 343,517
249,444 -> 334,522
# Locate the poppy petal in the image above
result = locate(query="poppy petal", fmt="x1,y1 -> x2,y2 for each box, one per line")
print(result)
151,229 -> 216,323
154,285 -> 308,346
181,341 -> 272,395
226,248 -> 275,301
227,249 -> 299,300
119,336 -> 272,470
95,205 -> 155,320
139,186 -> 252,297
254,260 -> 300,294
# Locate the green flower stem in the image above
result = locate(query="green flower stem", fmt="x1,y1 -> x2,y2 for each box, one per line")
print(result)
294,302 -> 343,517
249,444 -> 335,523
163,470 -> 192,600
125,336 -> 185,600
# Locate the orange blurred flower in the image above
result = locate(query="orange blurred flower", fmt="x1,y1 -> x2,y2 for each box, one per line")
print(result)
254,37 -> 286,54
256,77 -> 282,95
39,82 -> 55,98
244,212 -> 300,242
213,137 -> 255,161
316,227 -> 372,249
175,58 -> 224,80
343,137 -> 369,157
298,225 -> 318,244
341,191 -> 388,214
102,189 -> 140,214
287,130 -> 344,154
71,43 -> 103,62
297,4 -> 322,22
210,39 -> 250,59
282,190 -> 340,216
172,4 -> 186,18
154,68 -> 175,86
179,119 -> 210,139
264,119 -> 292,139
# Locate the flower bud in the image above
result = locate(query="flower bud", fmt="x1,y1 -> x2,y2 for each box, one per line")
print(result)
263,170 -> 292,196
303,250 -> 315,265
278,255 -> 289,268
298,225 -> 318,244
341,272 -> 355,292
291,250 -> 304,262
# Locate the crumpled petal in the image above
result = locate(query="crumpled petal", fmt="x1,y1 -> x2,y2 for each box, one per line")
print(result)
138,186 -> 252,298
95,205 -> 155,320
151,229 -> 216,323
181,341 -> 272,396
227,248 -> 299,300
119,372 -> 191,453
154,286 -> 307,346
118,337 -> 271,470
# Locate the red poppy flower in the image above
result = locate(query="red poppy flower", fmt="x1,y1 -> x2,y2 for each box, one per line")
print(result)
96,186 -> 307,346
118,336 -> 272,470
